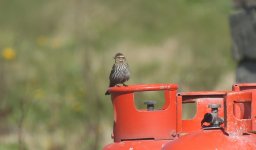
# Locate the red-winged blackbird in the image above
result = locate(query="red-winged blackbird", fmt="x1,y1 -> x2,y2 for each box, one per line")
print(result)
105,53 -> 130,95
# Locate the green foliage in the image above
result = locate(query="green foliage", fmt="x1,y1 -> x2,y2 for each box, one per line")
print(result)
0,144 -> 19,150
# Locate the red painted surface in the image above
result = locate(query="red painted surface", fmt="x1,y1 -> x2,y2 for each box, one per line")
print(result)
103,140 -> 170,150
163,129 -> 256,150
232,83 -> 256,119
232,83 -> 256,91
225,91 -> 254,134
108,84 -> 178,142
166,89 -> 256,150
177,91 -> 226,133
103,83 -> 256,150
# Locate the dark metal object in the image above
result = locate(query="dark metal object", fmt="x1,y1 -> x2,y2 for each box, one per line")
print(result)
236,60 -> 256,82
144,100 -> 157,111
201,104 -> 224,129
230,1 -> 256,83
230,9 -> 256,62
233,0 -> 256,10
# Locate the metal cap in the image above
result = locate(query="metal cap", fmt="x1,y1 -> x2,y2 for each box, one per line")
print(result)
144,100 -> 157,111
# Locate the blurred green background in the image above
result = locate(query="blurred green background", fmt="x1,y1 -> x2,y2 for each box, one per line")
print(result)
0,0 -> 235,149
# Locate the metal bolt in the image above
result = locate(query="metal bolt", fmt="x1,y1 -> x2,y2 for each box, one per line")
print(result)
144,100 -> 157,111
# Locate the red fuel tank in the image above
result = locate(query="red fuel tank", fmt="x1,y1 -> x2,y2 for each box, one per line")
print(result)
103,84 -> 178,150
163,129 -> 256,150
233,83 -> 256,91
232,83 -> 254,120
104,140 -> 170,150
163,90 -> 256,150
103,83 -> 256,150
176,91 -> 226,133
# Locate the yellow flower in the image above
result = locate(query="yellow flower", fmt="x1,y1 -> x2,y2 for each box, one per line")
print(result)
2,48 -> 16,60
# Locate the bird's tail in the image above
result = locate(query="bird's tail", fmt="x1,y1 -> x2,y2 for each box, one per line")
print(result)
105,90 -> 110,95
105,83 -> 115,95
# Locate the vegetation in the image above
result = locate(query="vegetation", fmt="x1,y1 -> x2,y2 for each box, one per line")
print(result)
0,0 -> 235,149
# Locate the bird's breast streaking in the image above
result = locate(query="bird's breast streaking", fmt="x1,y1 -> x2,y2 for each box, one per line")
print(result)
105,53 -> 130,95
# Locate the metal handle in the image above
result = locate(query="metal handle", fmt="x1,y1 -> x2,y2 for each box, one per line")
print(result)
108,84 -> 178,93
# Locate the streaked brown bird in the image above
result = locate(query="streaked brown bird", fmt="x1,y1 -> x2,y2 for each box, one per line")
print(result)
105,53 -> 130,95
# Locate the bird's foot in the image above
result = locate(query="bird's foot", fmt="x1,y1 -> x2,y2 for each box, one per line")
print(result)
123,83 -> 128,86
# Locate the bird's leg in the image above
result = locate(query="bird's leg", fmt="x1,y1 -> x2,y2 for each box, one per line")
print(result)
116,84 -> 121,87
123,83 -> 128,86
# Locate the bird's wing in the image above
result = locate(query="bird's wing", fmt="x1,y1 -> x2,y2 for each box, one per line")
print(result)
109,64 -> 115,79
126,63 -> 130,80
109,64 -> 116,87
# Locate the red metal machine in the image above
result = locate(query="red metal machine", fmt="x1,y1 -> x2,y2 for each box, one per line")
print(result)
232,83 -> 255,120
103,83 -> 256,150
176,91 -> 226,133
104,84 -> 178,149
164,90 -> 256,150
233,83 -> 256,91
